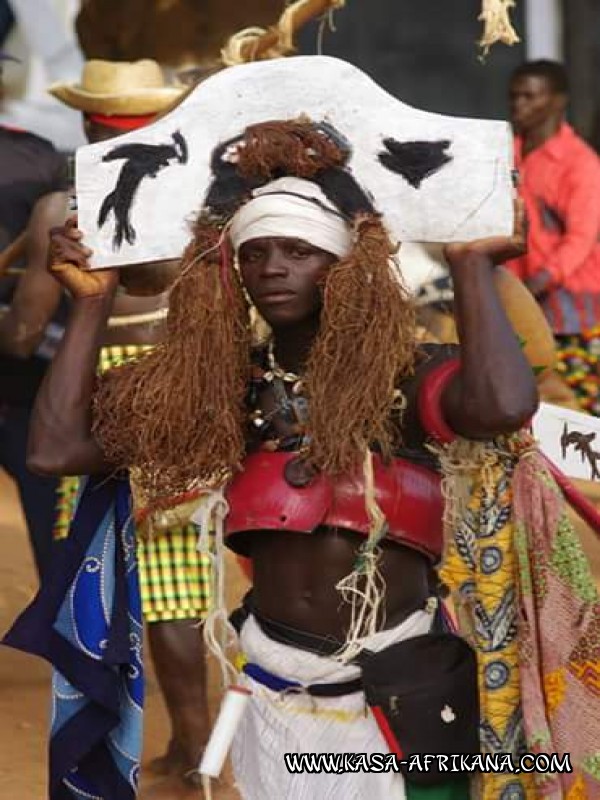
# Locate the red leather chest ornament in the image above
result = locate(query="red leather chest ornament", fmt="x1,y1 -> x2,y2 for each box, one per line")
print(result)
225,451 -> 444,561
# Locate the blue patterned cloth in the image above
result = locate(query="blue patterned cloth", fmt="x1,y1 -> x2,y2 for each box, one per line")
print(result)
3,474 -> 143,800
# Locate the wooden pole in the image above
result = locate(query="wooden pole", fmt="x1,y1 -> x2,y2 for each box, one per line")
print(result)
0,232 -> 27,279
222,0 -> 345,64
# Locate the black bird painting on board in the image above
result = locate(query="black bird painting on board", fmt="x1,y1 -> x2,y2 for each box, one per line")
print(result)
98,130 -> 189,250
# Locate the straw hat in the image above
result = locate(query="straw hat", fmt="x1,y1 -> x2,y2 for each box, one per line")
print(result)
49,59 -> 185,115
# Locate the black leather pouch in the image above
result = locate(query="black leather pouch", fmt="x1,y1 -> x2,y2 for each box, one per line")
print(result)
359,632 -> 480,786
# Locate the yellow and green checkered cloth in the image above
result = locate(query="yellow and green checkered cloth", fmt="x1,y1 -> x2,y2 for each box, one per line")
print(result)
53,344 -> 211,623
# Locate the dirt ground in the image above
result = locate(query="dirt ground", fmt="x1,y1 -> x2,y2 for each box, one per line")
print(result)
1,469 -> 599,800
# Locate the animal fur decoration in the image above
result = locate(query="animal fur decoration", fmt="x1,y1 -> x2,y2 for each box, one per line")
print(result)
479,0 -> 520,56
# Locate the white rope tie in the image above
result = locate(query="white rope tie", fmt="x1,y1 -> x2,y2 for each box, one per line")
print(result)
193,489 -> 239,688
335,449 -> 387,662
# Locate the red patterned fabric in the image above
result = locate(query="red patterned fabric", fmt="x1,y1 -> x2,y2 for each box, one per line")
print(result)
512,450 -> 600,797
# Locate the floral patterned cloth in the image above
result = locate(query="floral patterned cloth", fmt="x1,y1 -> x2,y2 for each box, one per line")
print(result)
439,437 -> 600,799
439,442 -> 533,800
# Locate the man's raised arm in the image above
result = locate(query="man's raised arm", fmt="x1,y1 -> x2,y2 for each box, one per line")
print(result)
439,202 -> 539,439
27,219 -> 118,476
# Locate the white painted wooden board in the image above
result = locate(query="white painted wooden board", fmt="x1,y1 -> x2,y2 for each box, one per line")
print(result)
75,55 -> 514,270
533,402 -> 600,482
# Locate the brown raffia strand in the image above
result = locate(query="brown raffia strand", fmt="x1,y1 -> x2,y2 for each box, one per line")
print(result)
92,212 -> 417,506
235,120 -> 346,181
304,214 -> 417,475
92,217 -> 251,508
478,0 -> 520,57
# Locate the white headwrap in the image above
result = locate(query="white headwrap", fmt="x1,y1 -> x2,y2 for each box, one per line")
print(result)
229,176 -> 353,258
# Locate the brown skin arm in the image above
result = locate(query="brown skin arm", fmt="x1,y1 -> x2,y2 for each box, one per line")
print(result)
27,219 -> 119,476
440,203 -> 539,438
0,192 -> 68,358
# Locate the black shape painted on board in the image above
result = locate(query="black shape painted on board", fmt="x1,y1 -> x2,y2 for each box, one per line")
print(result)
378,139 -> 452,189
98,130 -> 189,250
561,422 -> 600,481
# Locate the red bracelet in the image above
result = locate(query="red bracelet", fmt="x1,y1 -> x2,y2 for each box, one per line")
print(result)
418,359 -> 461,444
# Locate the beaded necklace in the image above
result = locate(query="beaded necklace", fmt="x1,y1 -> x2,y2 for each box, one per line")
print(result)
247,341 -> 309,453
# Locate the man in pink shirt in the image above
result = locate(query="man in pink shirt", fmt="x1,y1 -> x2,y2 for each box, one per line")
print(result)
507,59 -> 600,414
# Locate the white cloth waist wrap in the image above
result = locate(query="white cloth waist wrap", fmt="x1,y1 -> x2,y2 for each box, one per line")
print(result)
229,176 -> 353,258
231,607 -> 434,800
